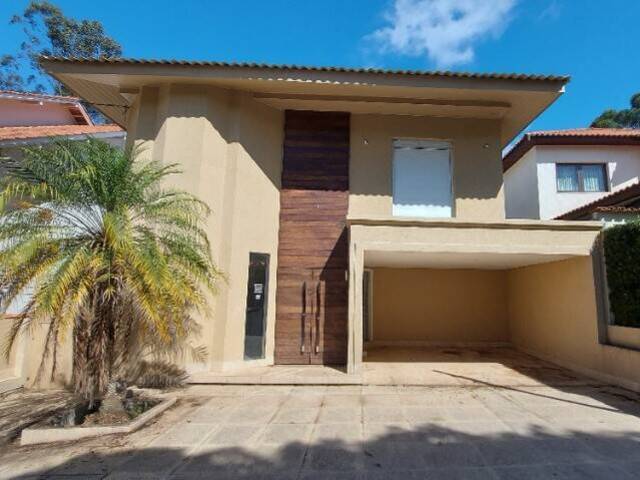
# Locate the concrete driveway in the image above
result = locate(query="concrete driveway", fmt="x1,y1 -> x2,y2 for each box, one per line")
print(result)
189,347 -> 589,387
3,381 -> 640,479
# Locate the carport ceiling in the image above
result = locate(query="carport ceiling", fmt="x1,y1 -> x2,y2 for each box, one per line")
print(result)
364,251 -> 575,270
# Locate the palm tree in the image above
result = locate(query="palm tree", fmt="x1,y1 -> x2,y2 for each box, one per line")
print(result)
0,139 -> 218,404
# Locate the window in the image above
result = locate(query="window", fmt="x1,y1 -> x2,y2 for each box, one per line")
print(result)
243,253 -> 269,360
556,164 -> 608,192
392,139 -> 453,217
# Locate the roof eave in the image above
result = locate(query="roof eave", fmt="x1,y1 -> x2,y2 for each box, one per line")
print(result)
557,183 -> 640,220
39,56 -> 571,84
0,131 -> 125,147
504,135 -> 640,173
40,56 -> 571,134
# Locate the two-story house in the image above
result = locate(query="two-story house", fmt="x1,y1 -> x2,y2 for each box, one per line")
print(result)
31,57 -> 640,392
503,128 -> 640,221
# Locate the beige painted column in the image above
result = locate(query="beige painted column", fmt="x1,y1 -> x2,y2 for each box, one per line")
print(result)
348,238 -> 365,374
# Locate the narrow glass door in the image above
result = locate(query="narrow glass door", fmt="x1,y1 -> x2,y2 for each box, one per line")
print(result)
363,269 -> 372,343
244,253 -> 269,360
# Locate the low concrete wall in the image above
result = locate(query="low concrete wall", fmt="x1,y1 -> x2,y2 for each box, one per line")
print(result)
507,257 -> 640,392
21,396 -> 176,446
371,268 -> 509,344
608,325 -> 640,351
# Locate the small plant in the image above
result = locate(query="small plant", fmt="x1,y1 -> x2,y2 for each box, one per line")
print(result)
0,139 -> 218,404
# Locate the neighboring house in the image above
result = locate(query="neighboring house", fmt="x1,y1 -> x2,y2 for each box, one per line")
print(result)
30,56 -> 640,393
557,181 -> 640,223
0,90 -> 124,393
503,128 -> 640,220
0,90 -> 125,157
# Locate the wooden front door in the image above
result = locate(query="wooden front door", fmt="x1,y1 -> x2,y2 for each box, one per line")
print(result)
274,110 -> 349,365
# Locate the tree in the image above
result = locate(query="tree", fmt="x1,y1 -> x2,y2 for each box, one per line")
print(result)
591,93 -> 640,128
2,1 -> 122,121
0,54 -> 30,91
0,139 -> 218,404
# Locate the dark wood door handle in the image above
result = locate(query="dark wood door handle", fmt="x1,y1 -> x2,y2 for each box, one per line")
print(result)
301,281 -> 306,353
315,280 -> 322,354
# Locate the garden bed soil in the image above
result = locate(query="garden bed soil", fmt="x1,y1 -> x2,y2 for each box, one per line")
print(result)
44,393 -> 161,428
20,393 -> 175,446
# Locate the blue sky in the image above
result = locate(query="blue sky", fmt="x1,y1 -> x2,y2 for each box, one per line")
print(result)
0,0 -> 637,134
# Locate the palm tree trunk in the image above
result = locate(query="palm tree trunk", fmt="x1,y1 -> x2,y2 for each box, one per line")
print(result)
73,286 -> 119,406
72,305 -> 90,397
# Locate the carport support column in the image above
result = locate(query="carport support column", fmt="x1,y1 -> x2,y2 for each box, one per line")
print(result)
348,241 -> 364,374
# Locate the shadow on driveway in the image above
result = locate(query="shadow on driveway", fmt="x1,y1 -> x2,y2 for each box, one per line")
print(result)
7,418 -> 640,479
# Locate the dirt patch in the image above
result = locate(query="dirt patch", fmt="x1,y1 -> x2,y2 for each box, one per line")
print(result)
82,409 -> 130,426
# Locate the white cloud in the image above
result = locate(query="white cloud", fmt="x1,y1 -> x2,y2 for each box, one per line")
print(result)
369,0 -> 517,68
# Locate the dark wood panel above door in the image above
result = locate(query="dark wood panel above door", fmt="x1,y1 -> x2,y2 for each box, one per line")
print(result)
274,110 -> 350,366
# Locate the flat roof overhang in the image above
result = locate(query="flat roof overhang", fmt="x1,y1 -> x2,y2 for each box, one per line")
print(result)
365,251 -> 576,270
40,57 -> 569,148
348,216 -> 603,270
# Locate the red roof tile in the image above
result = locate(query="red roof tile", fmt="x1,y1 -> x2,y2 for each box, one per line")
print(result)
524,128 -> 640,138
0,124 -> 123,142
504,128 -> 640,172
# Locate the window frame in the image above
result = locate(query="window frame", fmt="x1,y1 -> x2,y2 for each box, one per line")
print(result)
555,163 -> 609,193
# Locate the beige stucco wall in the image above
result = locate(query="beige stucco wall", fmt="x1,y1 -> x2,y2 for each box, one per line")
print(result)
371,268 -> 509,344
349,114 -> 505,221
128,84 -> 282,371
3,316 -> 73,390
0,316 -> 18,379
508,256 -> 640,391
125,92 -> 509,372
21,322 -> 73,388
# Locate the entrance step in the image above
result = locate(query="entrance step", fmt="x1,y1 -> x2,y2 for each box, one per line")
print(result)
189,365 -> 360,385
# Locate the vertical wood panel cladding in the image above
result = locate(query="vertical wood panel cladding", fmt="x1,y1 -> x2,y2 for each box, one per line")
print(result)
274,110 -> 350,365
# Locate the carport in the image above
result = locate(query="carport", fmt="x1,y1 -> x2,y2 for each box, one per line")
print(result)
347,216 -> 625,389
360,250 -> 592,387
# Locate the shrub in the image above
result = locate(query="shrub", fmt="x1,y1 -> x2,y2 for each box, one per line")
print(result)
604,222 -> 640,327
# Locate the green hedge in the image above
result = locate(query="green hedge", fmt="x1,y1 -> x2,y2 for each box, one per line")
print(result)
604,222 -> 640,327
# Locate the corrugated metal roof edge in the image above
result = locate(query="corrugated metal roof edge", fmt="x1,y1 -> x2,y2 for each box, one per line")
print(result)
40,56 -> 571,83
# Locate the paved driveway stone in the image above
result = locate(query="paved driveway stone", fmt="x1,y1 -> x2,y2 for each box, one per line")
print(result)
4,381 -> 640,479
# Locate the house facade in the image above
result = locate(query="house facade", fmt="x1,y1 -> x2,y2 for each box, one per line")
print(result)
31,57 -> 640,392
503,128 -> 640,220
0,90 -> 125,153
